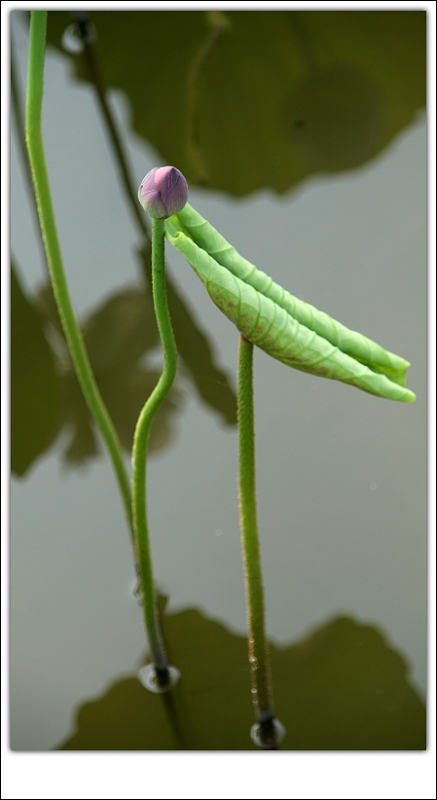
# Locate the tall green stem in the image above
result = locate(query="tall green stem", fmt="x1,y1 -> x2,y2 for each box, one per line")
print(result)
25,11 -> 133,537
132,218 -> 178,677
238,335 -> 283,747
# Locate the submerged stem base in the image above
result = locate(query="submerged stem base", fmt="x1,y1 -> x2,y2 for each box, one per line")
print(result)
138,663 -> 181,694
250,717 -> 286,749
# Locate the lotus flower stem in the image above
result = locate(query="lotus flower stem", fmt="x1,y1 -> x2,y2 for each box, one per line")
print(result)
132,218 -> 178,682
238,335 -> 285,748
25,11 -> 133,538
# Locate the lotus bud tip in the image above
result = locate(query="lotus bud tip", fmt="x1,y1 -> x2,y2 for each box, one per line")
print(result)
138,166 -> 188,219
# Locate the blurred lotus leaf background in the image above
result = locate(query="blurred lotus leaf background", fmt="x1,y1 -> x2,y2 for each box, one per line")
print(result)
45,10 -> 425,195
11,262 -> 183,473
11,263 -> 63,475
11,245 -> 237,475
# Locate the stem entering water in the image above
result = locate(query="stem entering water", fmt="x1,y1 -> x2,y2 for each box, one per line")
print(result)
237,335 -> 285,748
132,218 -> 179,683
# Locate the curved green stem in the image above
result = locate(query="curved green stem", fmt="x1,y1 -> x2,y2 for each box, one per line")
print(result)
238,335 -> 282,746
25,11 -> 133,537
132,218 -> 178,676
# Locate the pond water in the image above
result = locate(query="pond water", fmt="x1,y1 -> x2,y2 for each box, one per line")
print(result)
10,11 -> 426,752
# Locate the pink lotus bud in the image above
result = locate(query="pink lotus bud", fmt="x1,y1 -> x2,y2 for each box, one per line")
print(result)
138,166 -> 189,219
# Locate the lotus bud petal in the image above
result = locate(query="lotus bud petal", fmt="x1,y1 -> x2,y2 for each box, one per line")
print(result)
138,166 -> 189,219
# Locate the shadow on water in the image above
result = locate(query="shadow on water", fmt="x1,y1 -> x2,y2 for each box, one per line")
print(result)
11,260 -> 236,476
58,602 -> 425,751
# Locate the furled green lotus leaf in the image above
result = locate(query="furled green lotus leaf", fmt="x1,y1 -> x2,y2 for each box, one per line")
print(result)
165,204 -> 415,402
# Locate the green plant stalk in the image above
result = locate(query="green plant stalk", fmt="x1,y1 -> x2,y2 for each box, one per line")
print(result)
25,12 -> 133,536
238,334 -> 275,733
132,218 -> 178,675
